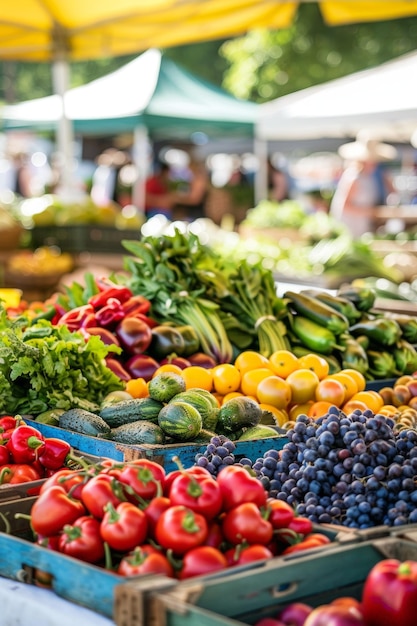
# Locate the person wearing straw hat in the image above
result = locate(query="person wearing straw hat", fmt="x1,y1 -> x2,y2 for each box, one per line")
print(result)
330,130 -> 398,237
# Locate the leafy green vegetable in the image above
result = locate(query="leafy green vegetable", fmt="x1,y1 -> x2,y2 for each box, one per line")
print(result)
0,317 -> 124,415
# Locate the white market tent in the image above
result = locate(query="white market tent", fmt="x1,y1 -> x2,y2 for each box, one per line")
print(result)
256,50 -> 417,144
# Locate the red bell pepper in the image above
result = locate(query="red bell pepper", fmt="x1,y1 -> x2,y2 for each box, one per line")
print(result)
89,284 -> 132,309
216,465 -> 267,510
56,304 -> 97,331
39,468 -> 86,500
100,501 -> 148,552
37,438 -> 71,471
95,297 -> 126,328
168,471 -> 223,520
0,445 -> 11,466
31,485 -> 86,536
155,505 -> 208,555
7,424 -> 45,464
362,558 -> 417,626
117,545 -> 174,578
144,496 -> 172,538
225,544 -> 274,567
266,498 -> 295,529
118,459 -> 166,500
0,416 -> 18,432
121,295 -> 151,317
58,515 -> 105,564
0,463 -> 42,484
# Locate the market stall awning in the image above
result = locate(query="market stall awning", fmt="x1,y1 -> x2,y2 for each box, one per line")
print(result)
2,2 -> 417,63
1,49 -> 258,138
256,50 -> 417,143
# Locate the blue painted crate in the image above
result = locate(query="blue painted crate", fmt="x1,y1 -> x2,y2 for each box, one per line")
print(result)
0,497 -> 352,622
24,419 -> 288,472
139,537 -> 417,626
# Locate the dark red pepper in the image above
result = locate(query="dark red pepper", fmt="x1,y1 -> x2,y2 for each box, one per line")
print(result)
7,424 -> 45,464
37,438 -> 71,471
83,327 -> 120,346
115,316 -> 153,354
105,357 -> 131,381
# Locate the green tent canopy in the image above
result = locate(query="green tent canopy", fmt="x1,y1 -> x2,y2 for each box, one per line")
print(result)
1,48 -> 257,140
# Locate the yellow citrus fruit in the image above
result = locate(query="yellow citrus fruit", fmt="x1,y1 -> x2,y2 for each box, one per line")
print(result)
211,363 -> 241,396
256,375 -> 292,410
286,368 -> 320,404
350,390 -> 384,413
340,369 -> 366,392
181,366 -> 213,392
268,350 -> 299,378
327,372 -> 359,402
234,351 -> 272,376
297,353 -> 330,380
152,363 -> 184,377
259,403 -> 289,427
125,377 -> 149,399
240,367 -> 274,397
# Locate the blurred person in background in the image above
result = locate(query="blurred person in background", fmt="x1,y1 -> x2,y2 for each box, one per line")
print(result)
330,131 -> 397,237
173,158 -> 210,221
145,160 -> 175,219
10,152 -> 33,197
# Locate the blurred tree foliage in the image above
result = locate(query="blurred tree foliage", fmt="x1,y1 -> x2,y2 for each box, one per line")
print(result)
1,4 -> 417,104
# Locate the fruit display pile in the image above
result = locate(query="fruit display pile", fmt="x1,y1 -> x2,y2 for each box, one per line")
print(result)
196,405 -> 417,529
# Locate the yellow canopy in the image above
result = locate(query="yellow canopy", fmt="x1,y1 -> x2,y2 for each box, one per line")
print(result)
2,1 -> 417,63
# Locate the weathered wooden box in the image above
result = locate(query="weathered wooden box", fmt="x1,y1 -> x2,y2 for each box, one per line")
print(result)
24,418 -> 287,471
130,537 -> 417,626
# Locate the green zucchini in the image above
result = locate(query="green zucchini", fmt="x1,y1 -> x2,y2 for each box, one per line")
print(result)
111,420 -> 166,445
284,291 -> 349,335
301,289 -> 361,325
59,409 -> 112,438
291,315 -> 340,355
237,425 -> 279,441
100,397 -> 164,427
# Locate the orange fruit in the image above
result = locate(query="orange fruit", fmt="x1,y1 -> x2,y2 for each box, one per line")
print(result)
181,366 -> 213,392
327,372 -> 358,402
308,400 -> 335,419
286,368 -> 320,404
211,363 -> 241,396
315,378 -> 346,407
256,375 -> 292,410
125,377 -> 149,399
268,350 -> 299,378
340,368 -> 366,392
152,363 -> 183,377
342,399 -> 369,414
350,390 -> 384,413
240,367 -> 274,397
234,351 -> 272,376
222,391 -> 244,404
297,353 -> 330,380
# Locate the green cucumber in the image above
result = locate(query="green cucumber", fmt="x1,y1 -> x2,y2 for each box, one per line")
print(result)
100,397 -> 164,427
59,408 -> 112,438
285,290 -> 349,335
111,420 -> 166,445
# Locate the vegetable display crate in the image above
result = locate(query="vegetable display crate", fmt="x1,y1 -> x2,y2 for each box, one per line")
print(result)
132,536 -> 417,626
29,225 -> 139,254
23,419 -> 287,472
365,378 -> 397,392
0,497 -> 354,623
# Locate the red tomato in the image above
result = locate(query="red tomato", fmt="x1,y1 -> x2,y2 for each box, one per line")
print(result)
31,485 -> 86,536
267,498 -> 295,529
222,502 -> 273,546
58,515 -> 105,564
226,544 -> 274,567
118,459 -> 166,500
155,505 -> 208,555
144,496 -> 172,538
169,472 -> 223,520
81,473 -> 125,519
117,545 -> 174,578
178,546 -> 228,580
287,516 -> 314,536
216,465 -> 267,511
100,502 -> 148,552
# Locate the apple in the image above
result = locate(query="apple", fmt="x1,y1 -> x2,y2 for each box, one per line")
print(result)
304,604 -> 366,626
277,602 -> 313,625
